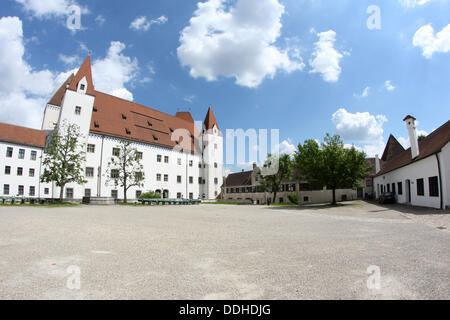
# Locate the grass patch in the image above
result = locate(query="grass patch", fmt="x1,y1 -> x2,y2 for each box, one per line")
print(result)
0,202 -> 80,208
210,201 -> 251,205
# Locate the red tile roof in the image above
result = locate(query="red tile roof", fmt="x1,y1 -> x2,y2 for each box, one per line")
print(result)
0,123 -> 46,148
204,106 -> 220,131
381,135 -> 405,161
50,56 -> 210,153
377,120 -> 450,176
48,74 -> 74,106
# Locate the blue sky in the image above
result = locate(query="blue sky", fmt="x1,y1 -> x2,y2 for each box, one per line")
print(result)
1,0 -> 450,173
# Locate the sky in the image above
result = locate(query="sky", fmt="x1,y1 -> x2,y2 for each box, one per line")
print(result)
1,0 -> 450,174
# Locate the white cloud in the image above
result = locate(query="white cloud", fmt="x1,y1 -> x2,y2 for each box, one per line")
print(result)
278,139 -> 296,155
0,16 -> 139,129
58,54 -> 81,66
14,0 -> 87,18
177,0 -> 304,88
354,86 -> 370,98
413,24 -> 450,59
332,108 -> 388,143
183,95 -> 196,104
398,0 -> 432,8
130,15 -> 168,32
385,80 -> 396,91
92,41 -> 139,101
95,15 -> 106,26
309,30 -> 344,83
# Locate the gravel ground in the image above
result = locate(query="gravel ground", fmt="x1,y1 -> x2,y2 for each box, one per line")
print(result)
0,201 -> 449,300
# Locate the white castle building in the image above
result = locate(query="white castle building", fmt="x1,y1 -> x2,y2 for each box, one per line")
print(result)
0,56 -> 223,201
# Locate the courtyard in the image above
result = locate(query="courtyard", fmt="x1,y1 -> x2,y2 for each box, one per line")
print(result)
0,201 -> 449,300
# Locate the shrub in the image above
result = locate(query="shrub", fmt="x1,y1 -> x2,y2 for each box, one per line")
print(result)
139,191 -> 161,199
287,193 -> 299,205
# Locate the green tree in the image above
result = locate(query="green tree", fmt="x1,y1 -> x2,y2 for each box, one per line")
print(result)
259,154 -> 293,204
294,134 -> 370,205
106,140 -> 145,203
41,121 -> 87,201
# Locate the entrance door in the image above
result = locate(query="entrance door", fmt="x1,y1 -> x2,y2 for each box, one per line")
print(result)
405,180 -> 411,203
163,190 -> 169,199
357,188 -> 363,199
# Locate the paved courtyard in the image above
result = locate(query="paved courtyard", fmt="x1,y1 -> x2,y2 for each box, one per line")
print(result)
0,201 -> 449,300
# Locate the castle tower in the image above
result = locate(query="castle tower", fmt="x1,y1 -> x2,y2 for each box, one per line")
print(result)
201,106 -> 223,200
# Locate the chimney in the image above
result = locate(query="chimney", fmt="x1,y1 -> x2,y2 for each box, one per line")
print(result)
403,115 -> 419,159
253,162 -> 257,170
375,155 -> 381,174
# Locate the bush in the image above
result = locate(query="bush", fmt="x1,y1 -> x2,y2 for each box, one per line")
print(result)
139,191 -> 161,199
287,193 -> 299,205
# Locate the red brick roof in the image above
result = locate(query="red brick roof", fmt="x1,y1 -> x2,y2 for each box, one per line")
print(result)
0,123 -> 46,148
377,120 -> 450,176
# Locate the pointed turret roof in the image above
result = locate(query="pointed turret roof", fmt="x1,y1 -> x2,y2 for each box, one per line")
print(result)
48,73 -> 74,106
203,106 -> 220,131
68,55 -> 95,95
381,134 -> 405,161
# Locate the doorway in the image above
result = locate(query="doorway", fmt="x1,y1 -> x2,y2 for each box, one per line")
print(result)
405,180 -> 411,203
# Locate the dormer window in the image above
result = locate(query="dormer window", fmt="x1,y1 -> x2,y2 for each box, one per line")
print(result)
169,128 -> 174,133
147,121 -> 152,127
125,128 -> 131,135
122,114 -> 127,120
94,121 -> 99,128
153,135 -> 158,141
93,107 -> 98,112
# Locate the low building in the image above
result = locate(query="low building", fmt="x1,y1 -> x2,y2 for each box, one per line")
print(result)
374,116 -> 450,209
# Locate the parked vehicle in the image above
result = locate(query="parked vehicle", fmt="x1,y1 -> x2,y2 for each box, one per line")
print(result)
379,192 -> 396,204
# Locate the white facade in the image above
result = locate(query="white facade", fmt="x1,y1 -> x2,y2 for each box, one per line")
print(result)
374,117 -> 449,209
0,142 -> 50,199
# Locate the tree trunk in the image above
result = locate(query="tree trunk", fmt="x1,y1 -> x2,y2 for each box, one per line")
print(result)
59,184 -> 65,202
272,191 -> 277,204
332,187 -> 336,205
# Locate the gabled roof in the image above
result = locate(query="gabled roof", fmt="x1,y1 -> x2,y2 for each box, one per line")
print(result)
0,123 -> 46,148
204,106 -> 220,131
225,171 -> 253,187
377,120 -> 450,176
68,56 -> 95,95
381,135 -> 405,161
48,74 -> 74,106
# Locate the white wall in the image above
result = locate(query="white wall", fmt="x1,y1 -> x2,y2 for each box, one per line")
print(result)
439,142 -> 450,209
0,142 -> 52,198
374,154 -> 442,209
202,125 -> 223,200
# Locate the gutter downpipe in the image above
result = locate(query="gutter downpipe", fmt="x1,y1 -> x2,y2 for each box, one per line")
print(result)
436,153 -> 443,210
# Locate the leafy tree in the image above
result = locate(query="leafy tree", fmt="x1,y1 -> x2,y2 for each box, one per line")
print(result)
418,134 -> 427,142
41,121 -> 87,201
259,154 -> 293,204
294,134 -> 370,205
106,140 -> 145,203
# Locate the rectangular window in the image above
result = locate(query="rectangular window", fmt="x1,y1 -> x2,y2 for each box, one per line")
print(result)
392,183 -> 396,194
164,156 -> 169,163
87,144 -> 95,153
3,184 -> 9,195
157,155 -> 162,162
44,188 -> 49,195
111,169 -> 119,179
164,174 -> 168,182
30,150 -> 37,160
214,178 -> 218,185
18,185 -> 24,196
387,184 -> 390,192
80,84 -> 85,91
135,172 -> 143,180
75,106 -> 82,115
157,174 -> 162,182
417,178 -> 425,196
177,193 -> 182,199
18,149 -> 25,159
177,176 -> 182,183
136,190 -> 142,199
198,163 -> 202,169
6,147 -> 13,158
198,177 -> 202,184
111,190 -> 118,199
66,188 -> 74,199
135,152 -> 143,160
398,182 -> 403,195
17,167 -> 23,176
189,160 -> 193,167
177,158 -> 182,165
29,168 -> 35,177
29,186 -> 35,196
85,189 -> 91,197
86,167 -> 94,178
214,162 -> 218,168
189,193 -> 194,200
112,148 -> 120,157
366,179 -> 372,187
5,166 -> 11,175
429,176 -> 439,197
189,176 -> 193,184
